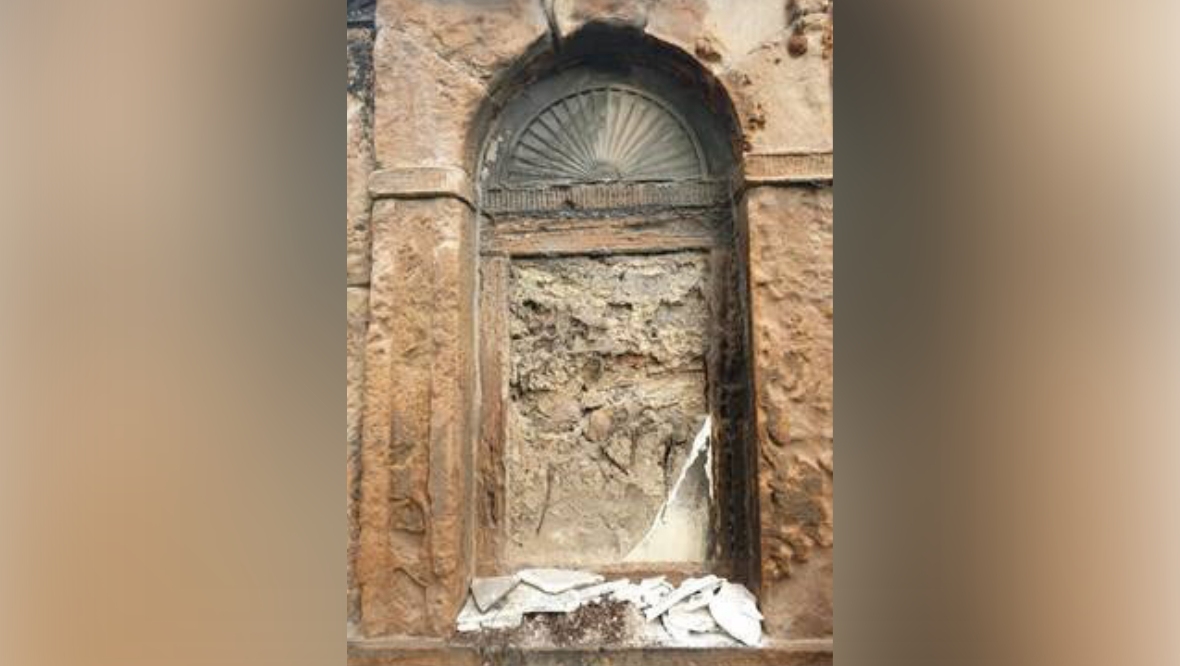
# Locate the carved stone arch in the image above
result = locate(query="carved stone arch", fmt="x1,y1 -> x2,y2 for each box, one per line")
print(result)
469,23 -> 743,186
471,26 -> 759,593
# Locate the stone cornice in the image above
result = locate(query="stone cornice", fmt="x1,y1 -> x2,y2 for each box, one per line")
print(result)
738,151 -> 833,188
368,166 -> 474,208
481,180 -> 730,215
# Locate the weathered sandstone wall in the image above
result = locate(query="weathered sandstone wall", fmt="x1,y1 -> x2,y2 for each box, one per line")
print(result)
346,0 -> 834,654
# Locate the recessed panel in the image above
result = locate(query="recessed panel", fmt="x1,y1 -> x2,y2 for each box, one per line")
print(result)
504,253 -> 712,566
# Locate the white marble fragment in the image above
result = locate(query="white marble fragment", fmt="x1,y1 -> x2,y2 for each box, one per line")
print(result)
576,578 -> 630,604
708,582 -> 763,647
456,595 -> 486,632
456,570 -> 764,646
481,612 -> 524,630
608,581 -> 647,605
518,568 -> 605,594
624,417 -> 713,563
644,575 -> 723,621
470,575 -> 520,612
456,584 -> 573,632
661,613 -> 692,642
679,588 -> 717,612
637,576 -> 674,607
665,605 -> 719,634
498,581 -> 582,615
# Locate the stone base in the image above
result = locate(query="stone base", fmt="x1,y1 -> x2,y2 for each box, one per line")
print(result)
348,638 -> 833,666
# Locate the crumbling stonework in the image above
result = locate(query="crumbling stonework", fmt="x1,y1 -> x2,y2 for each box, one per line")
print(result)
745,185 -> 833,636
357,197 -> 477,637
347,286 -> 368,634
504,254 -> 712,566
348,0 -> 833,660
347,26 -> 374,285
346,19 -> 374,637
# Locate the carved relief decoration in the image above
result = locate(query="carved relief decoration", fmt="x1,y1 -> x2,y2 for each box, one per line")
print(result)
500,86 -> 706,186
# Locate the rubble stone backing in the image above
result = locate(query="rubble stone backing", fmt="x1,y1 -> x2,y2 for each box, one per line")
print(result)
504,254 -> 712,566
350,0 -> 834,648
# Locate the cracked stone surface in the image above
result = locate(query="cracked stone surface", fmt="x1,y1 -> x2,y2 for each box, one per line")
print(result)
518,568 -> 605,594
504,254 -> 711,566
471,575 -> 521,612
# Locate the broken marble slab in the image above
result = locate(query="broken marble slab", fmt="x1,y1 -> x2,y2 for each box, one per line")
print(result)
455,595 -> 497,632
636,576 -> 674,608
664,604 -> 719,635
678,587 -> 718,612
518,568 -> 605,594
576,578 -> 631,604
644,575 -> 723,621
707,581 -> 763,647
470,575 -> 521,612
624,416 -> 713,563
609,582 -> 647,606
644,610 -> 734,648
456,570 -> 765,648
455,582 -> 586,632
499,581 -> 583,616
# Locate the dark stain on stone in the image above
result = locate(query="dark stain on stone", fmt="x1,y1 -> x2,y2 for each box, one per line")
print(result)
347,28 -> 374,107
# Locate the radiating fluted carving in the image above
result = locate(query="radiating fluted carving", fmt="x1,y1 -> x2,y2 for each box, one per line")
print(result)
503,86 -> 705,185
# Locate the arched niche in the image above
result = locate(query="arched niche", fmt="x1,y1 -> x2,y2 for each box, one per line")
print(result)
473,27 -> 757,585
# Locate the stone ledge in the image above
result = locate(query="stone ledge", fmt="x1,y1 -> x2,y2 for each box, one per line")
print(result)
482,181 -> 730,215
348,638 -> 833,665
739,152 -> 833,186
369,166 -> 474,206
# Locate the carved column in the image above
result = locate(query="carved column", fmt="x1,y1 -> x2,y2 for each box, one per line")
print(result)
356,167 -> 477,637
741,153 -> 835,638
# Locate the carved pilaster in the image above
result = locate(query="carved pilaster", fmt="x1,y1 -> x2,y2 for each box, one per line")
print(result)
742,185 -> 834,637
357,188 -> 477,637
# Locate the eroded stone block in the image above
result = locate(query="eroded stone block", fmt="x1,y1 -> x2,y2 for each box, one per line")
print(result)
744,185 -> 833,638
376,0 -> 549,85
371,28 -> 486,169
347,27 -> 374,286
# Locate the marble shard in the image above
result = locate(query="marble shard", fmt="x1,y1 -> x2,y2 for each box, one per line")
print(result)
644,575 -> 723,621
499,581 -> 582,615
609,582 -> 647,606
679,587 -> 717,612
637,576 -> 674,608
708,582 -> 764,647
481,611 -> 525,630
661,613 -> 692,642
470,575 -> 520,612
577,578 -> 630,604
518,568 -> 605,594
456,584 -> 578,632
455,570 -> 764,646
455,595 -> 488,632
665,605 -> 719,634
624,416 -> 713,563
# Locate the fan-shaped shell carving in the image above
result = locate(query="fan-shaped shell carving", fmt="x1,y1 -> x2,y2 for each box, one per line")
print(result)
501,86 -> 706,186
